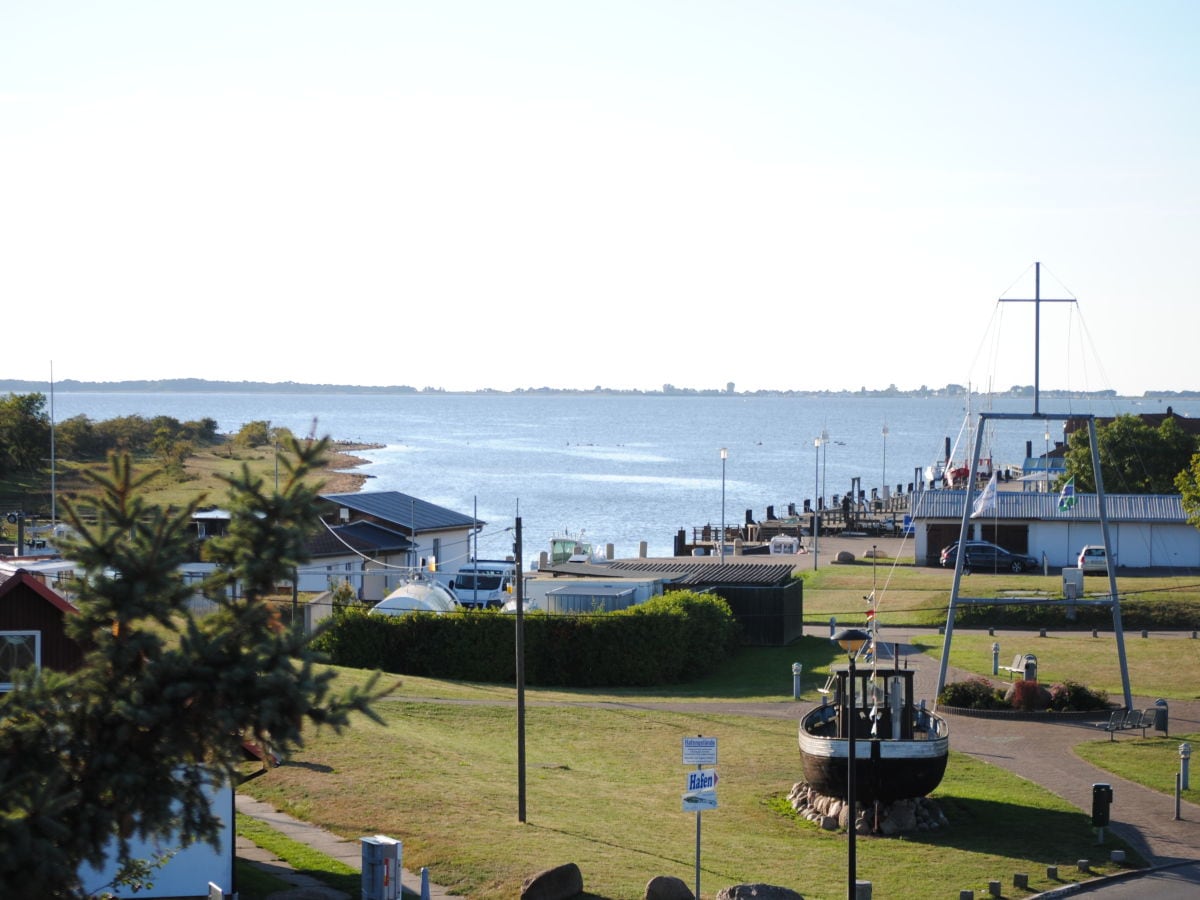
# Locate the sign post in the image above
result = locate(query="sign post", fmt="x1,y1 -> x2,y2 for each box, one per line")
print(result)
681,736 -> 718,899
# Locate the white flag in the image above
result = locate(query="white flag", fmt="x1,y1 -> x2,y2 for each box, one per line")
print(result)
971,472 -> 999,518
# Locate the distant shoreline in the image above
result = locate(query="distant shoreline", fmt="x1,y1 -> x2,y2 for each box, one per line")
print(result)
2,378 -> 1195,400
322,441 -> 381,495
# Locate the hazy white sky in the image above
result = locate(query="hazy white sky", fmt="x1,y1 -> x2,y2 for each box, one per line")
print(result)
2,1 -> 1197,393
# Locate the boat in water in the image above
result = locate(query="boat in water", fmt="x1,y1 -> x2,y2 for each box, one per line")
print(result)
798,649 -> 949,804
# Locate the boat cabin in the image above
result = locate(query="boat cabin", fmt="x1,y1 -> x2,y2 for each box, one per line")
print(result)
824,665 -> 926,741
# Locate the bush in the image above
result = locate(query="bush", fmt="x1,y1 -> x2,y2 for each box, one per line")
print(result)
1009,679 -> 1048,711
1046,680 -> 1110,711
937,677 -> 1005,710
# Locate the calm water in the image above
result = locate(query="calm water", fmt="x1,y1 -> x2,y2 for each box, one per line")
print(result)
48,392 -> 1200,559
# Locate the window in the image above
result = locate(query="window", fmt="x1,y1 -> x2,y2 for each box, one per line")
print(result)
1,631 -> 40,691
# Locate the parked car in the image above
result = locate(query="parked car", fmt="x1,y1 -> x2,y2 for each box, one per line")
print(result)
1077,545 -> 1111,574
939,540 -> 1039,573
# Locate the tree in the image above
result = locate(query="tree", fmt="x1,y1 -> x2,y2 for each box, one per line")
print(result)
0,391 -> 51,477
1177,453 -> 1200,529
1063,414 -> 1198,494
0,437 -> 384,898
234,419 -> 273,448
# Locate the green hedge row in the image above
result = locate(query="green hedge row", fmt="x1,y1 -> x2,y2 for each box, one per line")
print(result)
955,598 -> 1199,630
310,590 -> 742,687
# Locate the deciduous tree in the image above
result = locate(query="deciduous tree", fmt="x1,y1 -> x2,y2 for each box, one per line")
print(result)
1063,414 -> 1197,494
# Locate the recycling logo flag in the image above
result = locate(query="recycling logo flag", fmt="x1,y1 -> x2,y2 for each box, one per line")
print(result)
1058,476 -> 1077,511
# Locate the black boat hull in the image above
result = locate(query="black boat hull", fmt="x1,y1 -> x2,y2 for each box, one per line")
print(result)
799,706 -> 949,804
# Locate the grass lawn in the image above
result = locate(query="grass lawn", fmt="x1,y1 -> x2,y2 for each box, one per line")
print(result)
1074,732 -> 1200,803
910,630 -> 1200,701
801,560 -> 1200,630
238,658 -> 1141,900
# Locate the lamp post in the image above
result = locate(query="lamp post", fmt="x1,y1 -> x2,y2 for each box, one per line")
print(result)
813,436 -> 821,570
881,424 -> 888,505
719,447 -> 728,560
832,627 -> 871,900
1044,428 -> 1051,493
821,428 -> 829,512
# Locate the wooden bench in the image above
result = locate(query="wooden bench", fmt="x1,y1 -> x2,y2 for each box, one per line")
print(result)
999,653 -> 1034,680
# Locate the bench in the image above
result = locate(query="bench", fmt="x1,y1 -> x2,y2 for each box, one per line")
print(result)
1099,708 -> 1156,740
999,653 -> 1035,680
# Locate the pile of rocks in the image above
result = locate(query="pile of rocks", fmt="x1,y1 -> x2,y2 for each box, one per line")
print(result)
787,782 -> 949,835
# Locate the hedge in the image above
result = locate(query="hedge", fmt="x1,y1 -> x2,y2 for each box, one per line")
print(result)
310,590 -> 742,687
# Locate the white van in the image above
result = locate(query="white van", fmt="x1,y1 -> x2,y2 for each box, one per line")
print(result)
448,560 -> 516,608
1077,545 -> 1110,574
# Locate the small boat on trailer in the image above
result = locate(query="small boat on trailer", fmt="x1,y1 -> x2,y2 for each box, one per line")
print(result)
798,664 -> 949,804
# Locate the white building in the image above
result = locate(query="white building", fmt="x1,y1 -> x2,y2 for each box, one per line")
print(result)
909,490 -> 1200,569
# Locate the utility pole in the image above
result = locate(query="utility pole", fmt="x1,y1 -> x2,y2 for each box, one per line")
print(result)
515,516 -> 527,822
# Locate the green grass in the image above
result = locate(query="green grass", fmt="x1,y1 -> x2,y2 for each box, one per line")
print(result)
238,659 -> 1142,900
231,561 -> 1198,897
236,816 -> 362,897
800,560 -> 1200,629
911,630 -> 1200,700
1075,732 -> 1200,802
233,858 -> 294,900
237,814 -> 424,899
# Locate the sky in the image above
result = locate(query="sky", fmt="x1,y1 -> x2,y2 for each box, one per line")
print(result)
2,1 -> 1197,394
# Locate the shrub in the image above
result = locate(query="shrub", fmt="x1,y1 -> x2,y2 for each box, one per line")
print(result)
1009,679 -> 1048,711
938,677 -> 1005,710
1046,680 -> 1110,711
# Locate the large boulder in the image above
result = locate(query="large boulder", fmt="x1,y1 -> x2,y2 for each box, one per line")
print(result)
645,874 -> 695,899
521,862 -> 584,900
716,884 -> 804,900
835,550 -> 856,564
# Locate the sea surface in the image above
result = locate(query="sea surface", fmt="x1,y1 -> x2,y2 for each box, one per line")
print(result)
47,392 -> 1200,561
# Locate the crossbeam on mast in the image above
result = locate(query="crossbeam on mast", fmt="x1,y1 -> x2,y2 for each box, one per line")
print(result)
998,261 -> 1076,415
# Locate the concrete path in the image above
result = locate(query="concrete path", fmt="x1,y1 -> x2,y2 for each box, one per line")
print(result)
235,793 -> 464,900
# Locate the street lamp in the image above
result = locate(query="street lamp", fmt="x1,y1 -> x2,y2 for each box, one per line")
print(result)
832,627 -> 871,900
821,428 -> 829,521
813,436 -> 821,570
1044,428 -> 1051,493
719,448 -> 728,560
881,424 -> 889,504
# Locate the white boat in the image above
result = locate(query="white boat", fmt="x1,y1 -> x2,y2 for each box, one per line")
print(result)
547,531 -> 606,565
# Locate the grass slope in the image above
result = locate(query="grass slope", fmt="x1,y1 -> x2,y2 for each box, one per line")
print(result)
239,662 -> 1138,899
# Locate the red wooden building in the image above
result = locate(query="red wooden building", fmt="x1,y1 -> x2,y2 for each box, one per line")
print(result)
0,568 -> 83,690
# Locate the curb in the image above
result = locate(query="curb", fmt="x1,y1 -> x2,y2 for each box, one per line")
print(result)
1029,859 -> 1198,897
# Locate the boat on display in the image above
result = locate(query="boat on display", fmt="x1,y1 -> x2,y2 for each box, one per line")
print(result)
798,655 -> 949,804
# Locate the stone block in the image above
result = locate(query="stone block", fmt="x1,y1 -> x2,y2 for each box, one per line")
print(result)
645,874 -> 694,900
521,862 -> 584,900
716,884 -> 804,900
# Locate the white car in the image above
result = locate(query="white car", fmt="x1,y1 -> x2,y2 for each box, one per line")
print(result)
1077,545 -> 1110,574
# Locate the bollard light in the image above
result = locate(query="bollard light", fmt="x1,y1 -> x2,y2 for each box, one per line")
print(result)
991,642 -> 1000,676
792,662 -> 803,700
1182,743 -> 1192,791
